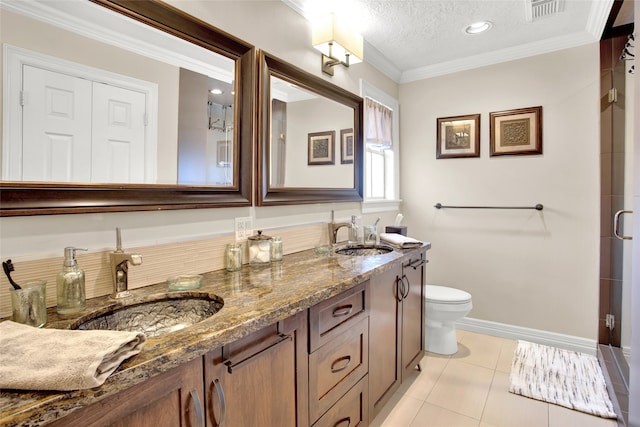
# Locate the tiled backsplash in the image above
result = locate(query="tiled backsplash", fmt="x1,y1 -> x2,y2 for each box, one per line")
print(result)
0,223 -> 328,318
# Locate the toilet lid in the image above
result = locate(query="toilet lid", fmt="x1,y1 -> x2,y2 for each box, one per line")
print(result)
425,285 -> 472,303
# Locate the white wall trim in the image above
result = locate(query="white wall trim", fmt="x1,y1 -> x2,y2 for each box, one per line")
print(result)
457,317 -> 598,356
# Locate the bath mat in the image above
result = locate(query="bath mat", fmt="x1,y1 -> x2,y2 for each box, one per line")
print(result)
509,340 -> 616,419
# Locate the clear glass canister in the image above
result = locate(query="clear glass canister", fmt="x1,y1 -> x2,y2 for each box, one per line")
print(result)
248,230 -> 272,265
225,242 -> 243,271
271,237 -> 283,262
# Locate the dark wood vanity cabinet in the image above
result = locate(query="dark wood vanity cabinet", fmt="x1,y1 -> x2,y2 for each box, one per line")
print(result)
369,252 -> 426,419
204,311 -> 309,427
41,251 -> 427,427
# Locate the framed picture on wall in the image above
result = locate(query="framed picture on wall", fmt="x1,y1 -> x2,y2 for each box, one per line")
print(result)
308,131 -> 335,165
340,128 -> 354,164
490,106 -> 542,156
436,114 -> 481,159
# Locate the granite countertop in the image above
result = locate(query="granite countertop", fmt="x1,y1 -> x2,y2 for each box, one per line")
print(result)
0,243 -> 430,426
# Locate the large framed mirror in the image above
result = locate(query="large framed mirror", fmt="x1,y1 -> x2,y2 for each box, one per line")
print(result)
0,0 -> 254,216
256,51 -> 363,206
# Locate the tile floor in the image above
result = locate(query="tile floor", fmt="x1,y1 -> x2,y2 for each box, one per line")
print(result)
370,330 -> 619,427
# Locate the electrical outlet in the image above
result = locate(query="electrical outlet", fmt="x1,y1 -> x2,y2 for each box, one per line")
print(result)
235,217 -> 253,241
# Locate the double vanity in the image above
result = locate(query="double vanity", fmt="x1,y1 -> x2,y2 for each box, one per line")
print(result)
0,244 -> 429,427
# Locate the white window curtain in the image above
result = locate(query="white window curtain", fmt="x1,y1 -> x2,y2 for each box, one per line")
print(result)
365,97 -> 393,149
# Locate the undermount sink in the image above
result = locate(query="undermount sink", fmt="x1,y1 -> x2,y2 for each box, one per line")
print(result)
71,292 -> 224,337
334,244 -> 394,256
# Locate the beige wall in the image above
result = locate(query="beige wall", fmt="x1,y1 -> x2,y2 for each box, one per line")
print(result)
399,44 -> 601,339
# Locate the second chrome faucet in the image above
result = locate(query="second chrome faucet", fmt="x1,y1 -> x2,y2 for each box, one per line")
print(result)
110,228 -> 142,299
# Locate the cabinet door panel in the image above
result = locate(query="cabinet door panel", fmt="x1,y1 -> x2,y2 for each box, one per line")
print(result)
368,265 -> 402,418
205,312 -> 307,427
402,255 -> 426,379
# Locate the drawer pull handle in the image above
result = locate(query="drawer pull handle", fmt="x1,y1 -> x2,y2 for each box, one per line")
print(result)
332,305 -> 353,317
224,333 -> 291,373
410,258 -> 427,269
331,355 -> 352,373
189,389 -> 204,427
334,417 -> 351,427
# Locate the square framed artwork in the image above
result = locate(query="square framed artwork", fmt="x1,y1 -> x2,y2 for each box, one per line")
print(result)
308,131 -> 335,165
436,114 -> 480,159
340,128 -> 354,164
490,106 -> 542,156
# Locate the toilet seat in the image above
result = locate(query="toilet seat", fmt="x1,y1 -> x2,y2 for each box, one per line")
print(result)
425,285 -> 472,304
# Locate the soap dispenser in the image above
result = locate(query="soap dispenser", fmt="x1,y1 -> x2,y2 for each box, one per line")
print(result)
56,247 -> 88,314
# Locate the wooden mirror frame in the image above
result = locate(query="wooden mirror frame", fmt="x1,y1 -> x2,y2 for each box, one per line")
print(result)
0,0 -> 254,216
256,51 -> 363,206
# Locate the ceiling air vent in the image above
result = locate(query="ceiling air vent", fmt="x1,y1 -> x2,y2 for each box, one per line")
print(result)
525,0 -> 564,22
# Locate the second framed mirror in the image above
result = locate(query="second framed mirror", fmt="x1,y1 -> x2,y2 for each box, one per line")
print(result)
256,51 -> 363,206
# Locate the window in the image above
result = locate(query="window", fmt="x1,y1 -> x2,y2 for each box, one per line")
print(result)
360,80 -> 400,212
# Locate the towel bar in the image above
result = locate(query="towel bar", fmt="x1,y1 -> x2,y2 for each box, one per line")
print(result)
434,203 -> 543,211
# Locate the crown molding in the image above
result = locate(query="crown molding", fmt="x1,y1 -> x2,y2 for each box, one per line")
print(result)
399,31 -> 598,83
363,41 -> 403,83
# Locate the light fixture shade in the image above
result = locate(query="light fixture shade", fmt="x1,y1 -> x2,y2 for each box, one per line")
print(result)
312,14 -> 363,64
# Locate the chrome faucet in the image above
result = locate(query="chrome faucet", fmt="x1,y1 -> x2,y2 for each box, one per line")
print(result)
328,210 -> 352,245
110,227 -> 143,299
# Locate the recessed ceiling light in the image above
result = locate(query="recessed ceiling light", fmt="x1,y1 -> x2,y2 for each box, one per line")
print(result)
210,88 -> 223,95
464,21 -> 492,34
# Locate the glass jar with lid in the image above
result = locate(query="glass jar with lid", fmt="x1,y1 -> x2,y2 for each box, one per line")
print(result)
248,230 -> 272,265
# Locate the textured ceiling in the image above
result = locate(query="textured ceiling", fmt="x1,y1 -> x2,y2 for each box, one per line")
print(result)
284,0 -> 615,82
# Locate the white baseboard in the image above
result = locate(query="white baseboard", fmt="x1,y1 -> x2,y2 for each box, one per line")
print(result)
456,317 -> 598,356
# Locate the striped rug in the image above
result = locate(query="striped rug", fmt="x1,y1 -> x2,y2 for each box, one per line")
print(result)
509,340 -> 617,419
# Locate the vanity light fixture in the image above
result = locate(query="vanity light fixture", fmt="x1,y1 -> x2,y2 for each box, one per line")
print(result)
312,13 -> 364,76
210,88 -> 223,95
464,21 -> 493,34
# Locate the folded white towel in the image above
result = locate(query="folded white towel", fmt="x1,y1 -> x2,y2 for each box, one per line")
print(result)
380,232 -> 423,249
0,320 -> 146,391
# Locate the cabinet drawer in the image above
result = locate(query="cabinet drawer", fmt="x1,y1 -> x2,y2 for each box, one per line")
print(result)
309,316 -> 369,422
312,376 -> 369,427
309,281 -> 368,352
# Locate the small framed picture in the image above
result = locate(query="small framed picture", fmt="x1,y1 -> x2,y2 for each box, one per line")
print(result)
436,114 -> 480,159
308,131 -> 335,165
490,106 -> 542,156
340,128 -> 354,164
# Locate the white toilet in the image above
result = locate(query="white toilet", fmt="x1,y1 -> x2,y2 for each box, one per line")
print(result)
424,285 -> 473,355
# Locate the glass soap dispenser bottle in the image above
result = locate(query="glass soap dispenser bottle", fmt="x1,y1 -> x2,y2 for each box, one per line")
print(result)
56,247 -> 88,314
